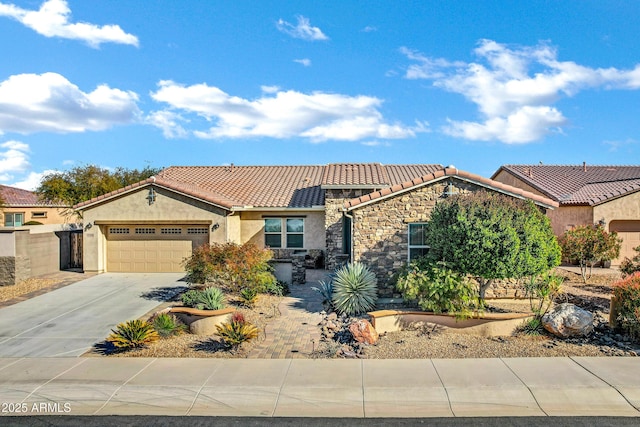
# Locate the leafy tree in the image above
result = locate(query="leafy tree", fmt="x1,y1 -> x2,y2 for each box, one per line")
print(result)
424,191 -> 561,300
36,165 -> 161,209
559,224 -> 622,283
620,245 -> 640,278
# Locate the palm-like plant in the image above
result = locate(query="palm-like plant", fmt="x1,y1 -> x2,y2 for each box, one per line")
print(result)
216,313 -> 259,348
331,262 -> 378,316
152,313 -> 186,338
107,320 -> 159,350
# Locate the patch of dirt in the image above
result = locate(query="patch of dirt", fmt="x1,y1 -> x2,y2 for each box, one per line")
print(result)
0,271 -> 89,304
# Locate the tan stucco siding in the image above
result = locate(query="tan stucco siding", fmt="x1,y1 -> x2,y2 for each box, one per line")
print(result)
594,191 -> 640,226
239,210 -> 325,250
1,207 -> 69,225
80,186 -> 228,272
547,206 -> 594,236
226,214 -> 241,243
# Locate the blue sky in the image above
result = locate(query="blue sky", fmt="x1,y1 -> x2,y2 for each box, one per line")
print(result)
1,0 -> 639,190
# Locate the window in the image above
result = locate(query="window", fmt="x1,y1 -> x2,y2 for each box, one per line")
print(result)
31,212 -> 47,219
4,213 -> 24,227
161,228 -> 182,234
286,218 -> 304,248
264,218 -> 305,248
264,218 -> 282,248
408,223 -> 429,260
135,227 -> 156,234
109,227 -> 130,234
187,227 -> 208,234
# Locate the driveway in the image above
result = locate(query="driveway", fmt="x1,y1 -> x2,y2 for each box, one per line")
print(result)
0,273 -> 186,357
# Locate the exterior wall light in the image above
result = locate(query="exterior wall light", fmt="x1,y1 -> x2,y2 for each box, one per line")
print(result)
147,188 -> 156,205
211,223 -> 220,231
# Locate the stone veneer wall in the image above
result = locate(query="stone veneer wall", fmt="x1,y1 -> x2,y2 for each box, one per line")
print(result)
324,188 -> 370,271
350,179 -> 480,297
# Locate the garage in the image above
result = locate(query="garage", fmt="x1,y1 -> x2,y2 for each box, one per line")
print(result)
106,225 -> 209,272
609,220 -> 640,265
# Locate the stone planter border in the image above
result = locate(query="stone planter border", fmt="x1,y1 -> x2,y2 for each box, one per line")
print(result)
168,306 -> 235,336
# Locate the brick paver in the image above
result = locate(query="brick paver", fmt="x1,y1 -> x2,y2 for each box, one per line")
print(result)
248,270 -> 327,358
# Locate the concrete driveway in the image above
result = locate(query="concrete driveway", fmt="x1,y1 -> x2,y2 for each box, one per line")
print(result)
0,273 -> 186,357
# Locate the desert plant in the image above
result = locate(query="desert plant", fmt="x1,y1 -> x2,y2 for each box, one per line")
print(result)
518,317 -> 544,336
620,245 -> 640,277
239,287 -> 259,307
215,312 -> 259,348
396,259 -> 478,318
525,272 -> 564,318
181,287 -> 225,310
311,276 -> 334,311
263,280 -> 289,296
152,313 -> 186,338
331,262 -> 378,316
559,224 -> 622,283
612,272 -> 640,341
107,320 -> 159,350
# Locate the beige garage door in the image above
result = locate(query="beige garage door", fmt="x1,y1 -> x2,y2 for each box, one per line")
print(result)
609,220 -> 640,265
106,225 -> 209,272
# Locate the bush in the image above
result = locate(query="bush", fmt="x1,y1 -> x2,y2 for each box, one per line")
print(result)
612,272 -> 640,341
263,280 -> 289,296
239,288 -> 258,307
620,245 -> 640,277
517,317 -> 544,336
331,262 -> 378,316
181,287 -> 225,310
152,313 -> 186,338
182,242 -> 277,292
396,259 -> 478,318
559,224 -> 622,283
525,272 -> 564,317
107,320 -> 159,350
216,312 -> 259,348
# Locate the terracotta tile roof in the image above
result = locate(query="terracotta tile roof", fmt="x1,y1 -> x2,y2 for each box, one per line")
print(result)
0,184 -> 65,207
321,163 -> 443,188
345,167 -> 558,210
494,165 -> 640,206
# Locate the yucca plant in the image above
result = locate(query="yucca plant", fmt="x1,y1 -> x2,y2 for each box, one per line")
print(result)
311,277 -> 334,311
152,313 -> 186,338
239,287 -> 259,307
215,312 -> 259,348
331,262 -> 378,316
181,287 -> 225,310
107,320 -> 159,350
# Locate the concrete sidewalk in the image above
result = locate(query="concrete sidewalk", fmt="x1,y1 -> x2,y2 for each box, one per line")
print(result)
1,357 -> 639,418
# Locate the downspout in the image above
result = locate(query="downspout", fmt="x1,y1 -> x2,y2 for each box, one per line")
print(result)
342,208 -> 354,263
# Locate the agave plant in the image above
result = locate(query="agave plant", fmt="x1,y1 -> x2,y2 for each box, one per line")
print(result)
239,287 -> 259,307
331,262 -> 378,316
107,319 -> 159,350
181,287 -> 225,310
311,277 -> 334,310
152,313 -> 186,338
215,313 -> 259,348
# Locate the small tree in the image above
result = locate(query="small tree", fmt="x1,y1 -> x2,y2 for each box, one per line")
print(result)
425,191 -> 561,300
620,245 -> 640,277
559,224 -> 622,283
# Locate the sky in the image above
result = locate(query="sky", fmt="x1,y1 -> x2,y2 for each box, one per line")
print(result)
1,0 -> 639,190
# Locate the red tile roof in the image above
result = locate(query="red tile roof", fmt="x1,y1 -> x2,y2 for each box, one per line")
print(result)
345,167 -> 558,210
0,184 -> 65,207
493,165 -> 640,206
74,163 -> 446,210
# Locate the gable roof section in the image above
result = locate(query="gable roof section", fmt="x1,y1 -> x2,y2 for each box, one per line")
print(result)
321,163 -> 442,188
345,167 -> 558,210
493,165 -> 640,206
0,184 -> 66,207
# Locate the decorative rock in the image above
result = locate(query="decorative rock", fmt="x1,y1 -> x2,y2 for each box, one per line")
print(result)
542,303 -> 594,338
348,319 -> 379,345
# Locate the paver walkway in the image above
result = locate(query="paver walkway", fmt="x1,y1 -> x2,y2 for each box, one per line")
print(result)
248,270 -> 326,358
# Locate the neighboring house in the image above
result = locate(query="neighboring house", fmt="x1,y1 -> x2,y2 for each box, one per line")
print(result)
74,163 -> 556,294
0,184 -> 68,226
492,163 -> 640,264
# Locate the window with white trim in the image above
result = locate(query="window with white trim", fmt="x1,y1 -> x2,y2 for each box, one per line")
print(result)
264,218 -> 282,248
286,218 -> 304,248
408,223 -> 429,261
31,212 -> 47,219
4,212 -> 24,227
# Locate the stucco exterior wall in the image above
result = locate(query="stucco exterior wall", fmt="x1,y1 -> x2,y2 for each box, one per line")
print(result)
80,186 -> 228,272
595,191 -> 640,225
239,210 -> 325,250
547,205 -> 594,236
350,179 -> 478,297
492,170 -> 547,197
1,206 -> 70,225
0,229 -> 61,285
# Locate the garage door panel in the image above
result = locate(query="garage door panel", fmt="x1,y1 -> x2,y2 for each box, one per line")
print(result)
106,225 -> 208,273
610,221 -> 640,265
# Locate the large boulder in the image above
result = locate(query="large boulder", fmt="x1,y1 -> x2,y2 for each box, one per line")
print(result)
542,303 -> 594,338
349,319 -> 379,345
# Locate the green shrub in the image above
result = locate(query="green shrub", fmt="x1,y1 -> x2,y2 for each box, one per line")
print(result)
182,242 -> 276,292
239,287 -> 258,307
312,277 -> 334,311
216,312 -> 259,348
620,245 -> 640,277
518,317 -> 544,336
525,272 -> 564,317
396,259 -> 478,319
107,320 -> 159,350
181,287 -> 225,310
263,280 -> 289,296
152,313 -> 186,338
331,262 -> 378,316
559,224 -> 622,283
612,272 -> 640,341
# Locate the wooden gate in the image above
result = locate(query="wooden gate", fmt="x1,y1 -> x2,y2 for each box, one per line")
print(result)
70,231 -> 83,269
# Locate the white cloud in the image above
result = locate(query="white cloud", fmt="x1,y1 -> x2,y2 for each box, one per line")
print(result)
362,26 -> 377,33
150,81 -> 427,142
146,110 -> 188,138
276,15 -> 328,41
0,0 -> 138,48
0,140 -> 30,182
10,169 -> 56,191
294,58 -> 311,67
261,85 -> 280,94
402,39 -> 640,143
0,72 -> 140,134
603,138 -> 638,152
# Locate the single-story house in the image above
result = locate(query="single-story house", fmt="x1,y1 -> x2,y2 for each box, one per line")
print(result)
0,184 -> 68,226
74,163 -> 556,295
492,163 -> 640,264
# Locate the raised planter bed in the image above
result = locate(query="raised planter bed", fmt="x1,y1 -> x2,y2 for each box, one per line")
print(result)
368,310 -> 534,337
167,306 -> 235,336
